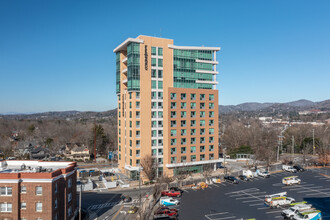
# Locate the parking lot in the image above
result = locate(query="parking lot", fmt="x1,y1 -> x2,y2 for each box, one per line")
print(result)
178,167 -> 330,220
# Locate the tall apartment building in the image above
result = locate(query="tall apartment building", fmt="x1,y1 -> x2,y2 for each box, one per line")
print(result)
113,36 -> 220,179
0,160 -> 77,220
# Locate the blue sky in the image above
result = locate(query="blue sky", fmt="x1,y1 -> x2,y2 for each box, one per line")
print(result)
0,0 -> 329,113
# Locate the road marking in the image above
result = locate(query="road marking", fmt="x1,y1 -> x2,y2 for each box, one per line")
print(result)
213,184 -> 220,187
205,212 -> 229,216
242,199 -> 262,203
266,210 -> 283,214
210,217 -> 236,220
257,207 -> 269,210
249,203 -> 263,206
111,205 -> 124,220
225,188 -> 259,195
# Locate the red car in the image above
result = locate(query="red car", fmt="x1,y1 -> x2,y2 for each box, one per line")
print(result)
155,206 -> 178,214
161,190 -> 181,197
155,210 -> 178,217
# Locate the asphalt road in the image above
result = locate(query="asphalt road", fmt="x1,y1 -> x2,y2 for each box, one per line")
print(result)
178,167 -> 330,220
81,187 -> 152,220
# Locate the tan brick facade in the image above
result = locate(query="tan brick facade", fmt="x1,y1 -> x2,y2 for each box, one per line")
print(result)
114,36 -> 220,179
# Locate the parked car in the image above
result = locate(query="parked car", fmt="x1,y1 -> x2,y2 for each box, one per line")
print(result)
293,209 -> 322,220
238,175 -> 249,181
128,205 -> 138,214
283,165 -> 298,173
155,206 -> 178,214
258,171 -> 270,178
269,196 -> 295,208
155,209 -> 178,217
160,197 -> 180,206
169,187 -> 184,193
281,203 -> 313,219
161,190 -> 181,197
120,195 -> 132,203
224,176 -> 239,184
282,176 -> 301,186
293,165 -> 305,172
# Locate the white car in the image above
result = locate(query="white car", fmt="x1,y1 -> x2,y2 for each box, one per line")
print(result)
269,197 -> 295,208
282,165 -> 298,173
258,171 -> 270,178
265,192 -> 287,203
159,197 -> 180,206
293,210 -> 322,220
281,203 -> 313,219
282,176 -> 301,186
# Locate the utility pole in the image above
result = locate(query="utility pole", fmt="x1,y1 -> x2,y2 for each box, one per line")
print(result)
292,136 -> 295,158
79,183 -> 82,220
94,123 -> 97,163
312,129 -> 315,155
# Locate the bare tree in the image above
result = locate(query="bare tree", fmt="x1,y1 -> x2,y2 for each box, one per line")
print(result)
140,155 -> 157,182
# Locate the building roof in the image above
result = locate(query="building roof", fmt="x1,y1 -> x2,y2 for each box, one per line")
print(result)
72,145 -> 89,152
0,160 -> 75,174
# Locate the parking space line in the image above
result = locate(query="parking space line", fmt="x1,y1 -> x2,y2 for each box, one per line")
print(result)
249,203 -> 263,206
242,199 -> 261,203
266,210 -> 283,214
205,212 -> 229,216
211,216 -> 236,220
257,207 -> 269,210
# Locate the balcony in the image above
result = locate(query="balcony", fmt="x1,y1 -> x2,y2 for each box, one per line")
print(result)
122,79 -> 128,84
122,68 -> 128,74
122,57 -> 128,63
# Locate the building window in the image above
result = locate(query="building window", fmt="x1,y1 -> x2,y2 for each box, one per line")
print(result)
21,202 -> 26,210
200,111 -> 205,118
191,137 -> 196,144
181,93 -> 186,100
209,111 -> 214,118
129,93 -> 132,99
151,58 -> 156,66
171,102 -> 176,109
209,137 -> 214,143
209,94 -> 214,101
136,92 -> 140,99
151,80 -> 157,89
200,154 -> 205,161
200,128 -> 205,135
190,102 -> 196,109
158,121 -> 163,128
170,93 -> 176,100
181,129 -> 186,136
129,101 -> 132,108
158,149 -> 163,156
54,183 -> 58,193
190,129 -> 196,135
181,111 -> 186,118
158,81 -> 163,89
209,119 -> 214,126
181,156 -> 187,162
181,138 -> 186,145
158,59 -> 163,67
181,147 -> 186,154
152,140 -> 157,147
152,130 -> 157,137
136,121 -> 140,128
0,203 -> 12,212
158,111 -> 163,118
152,102 -> 157,109
171,111 -> 176,118
151,91 -> 156,99
171,138 -> 177,146
136,101 -> 140,108
209,103 -> 214,109
21,186 -> 26,194
209,128 -> 214,135
36,186 -> 42,195
181,102 -> 186,109
158,92 -> 163,99
171,129 -> 177,136
191,111 -> 196,118
171,148 -> 177,155
200,137 -> 205,144
200,120 -> 205,126
151,47 -> 156,55
68,193 -> 72,202
171,157 -> 177,164
190,146 -> 196,153
158,47 -> 163,56
190,93 -> 196,100
151,121 -> 157,128
36,202 -> 42,212
209,145 -> 214,151
152,69 -> 156,78
136,159 -> 140,165
158,70 -> 163,78
200,103 -> 205,109
191,155 -> 196,162
191,120 -> 196,127
209,154 -> 214,160
181,120 -> 186,127
200,146 -> 205,152
200,94 -> 205,100
68,178 -> 72,188
0,187 -> 12,196
68,206 -> 72,217
171,120 -> 176,127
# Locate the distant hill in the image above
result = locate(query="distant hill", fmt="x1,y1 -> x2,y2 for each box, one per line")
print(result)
219,99 -> 330,114
1,99 -> 329,119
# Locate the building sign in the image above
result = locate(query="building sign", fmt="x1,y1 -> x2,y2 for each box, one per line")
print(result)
144,45 -> 148,70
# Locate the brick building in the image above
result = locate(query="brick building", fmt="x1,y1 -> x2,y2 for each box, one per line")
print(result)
0,160 -> 77,220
